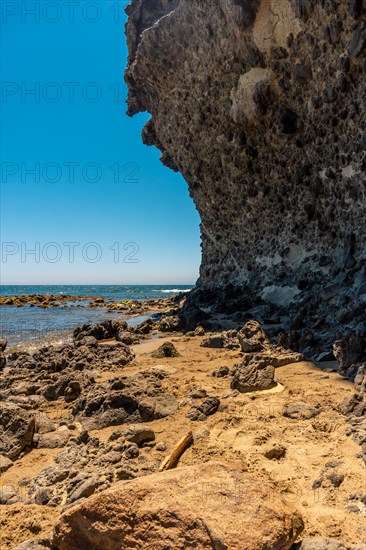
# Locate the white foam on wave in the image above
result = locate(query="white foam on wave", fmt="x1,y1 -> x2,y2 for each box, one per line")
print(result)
153,289 -> 192,293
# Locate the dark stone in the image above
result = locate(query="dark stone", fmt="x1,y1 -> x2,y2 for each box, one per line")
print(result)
333,333 -> 365,373
158,315 -> 184,332
73,320 -> 127,342
341,364 -> 366,416
71,371 -> 178,430
349,0 -> 363,18
349,22 -> 366,57
200,334 -> 225,348
0,403 -> 35,459
238,320 -> 269,352
188,388 -> 207,399
264,445 -> 286,460
232,0 -> 260,28
197,397 -> 220,416
34,488 -> 53,505
67,476 -> 103,504
294,64 -> 313,82
276,105 -> 301,134
151,341 -> 179,358
124,442 -> 140,459
123,425 -> 155,446
212,366 -> 229,378
116,331 -> 139,345
231,359 -> 276,393
186,409 -> 207,422
294,0 -> 316,20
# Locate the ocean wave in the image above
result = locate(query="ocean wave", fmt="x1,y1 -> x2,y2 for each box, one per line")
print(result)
155,289 -> 192,293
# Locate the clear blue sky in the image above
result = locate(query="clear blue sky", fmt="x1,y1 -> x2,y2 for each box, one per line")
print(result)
0,1 -> 201,285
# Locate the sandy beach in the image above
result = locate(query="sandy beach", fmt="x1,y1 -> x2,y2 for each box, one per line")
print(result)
0,298 -> 365,548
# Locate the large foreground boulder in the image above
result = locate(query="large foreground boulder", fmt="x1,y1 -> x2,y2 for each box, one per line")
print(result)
52,461 -> 303,549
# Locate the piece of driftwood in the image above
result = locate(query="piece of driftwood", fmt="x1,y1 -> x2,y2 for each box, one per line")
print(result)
159,431 -> 194,471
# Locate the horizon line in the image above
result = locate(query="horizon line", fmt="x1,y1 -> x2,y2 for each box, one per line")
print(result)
0,283 -> 196,286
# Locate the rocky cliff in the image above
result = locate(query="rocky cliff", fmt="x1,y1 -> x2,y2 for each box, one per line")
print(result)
125,0 -> 366,359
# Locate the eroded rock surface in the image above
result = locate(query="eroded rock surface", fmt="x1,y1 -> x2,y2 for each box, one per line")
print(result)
125,0 -> 366,363
52,461 -> 304,550
0,403 -> 35,460
230,320 -> 303,391
71,371 -> 178,430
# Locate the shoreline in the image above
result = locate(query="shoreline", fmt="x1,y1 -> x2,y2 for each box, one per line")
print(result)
0,294 -> 182,353
0,298 -> 365,548
0,293 -> 182,311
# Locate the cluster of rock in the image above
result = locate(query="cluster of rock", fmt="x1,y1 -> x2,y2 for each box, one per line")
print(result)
72,370 -> 178,430
186,394 -> 221,422
0,294 -> 184,314
0,294 -> 104,308
232,320 -> 303,392
106,294 -> 185,315
333,332 -> 366,378
0,319 -> 177,472
201,320 -> 303,392
141,294 -> 366,383
1,422 -> 163,508
1,302 -> 365,548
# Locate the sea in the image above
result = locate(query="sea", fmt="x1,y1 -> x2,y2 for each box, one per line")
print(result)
0,285 -> 193,352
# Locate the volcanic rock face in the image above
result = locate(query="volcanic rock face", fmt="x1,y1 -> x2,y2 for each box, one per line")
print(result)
125,0 -> 366,310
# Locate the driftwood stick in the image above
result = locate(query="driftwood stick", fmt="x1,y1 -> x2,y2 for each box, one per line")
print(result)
159,431 -> 193,471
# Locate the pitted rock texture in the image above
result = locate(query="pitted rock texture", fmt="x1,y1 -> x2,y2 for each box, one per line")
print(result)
125,0 -> 366,314
0,403 -> 35,460
71,371 -> 178,430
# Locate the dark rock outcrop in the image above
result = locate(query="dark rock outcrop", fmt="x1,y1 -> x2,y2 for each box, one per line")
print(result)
333,332 -> 366,375
0,338 -> 6,369
231,358 -> 276,392
73,320 -> 127,342
71,371 -> 178,430
125,0 -> 366,364
151,341 -> 180,358
0,403 -> 35,459
187,396 -> 221,421
230,320 -> 303,392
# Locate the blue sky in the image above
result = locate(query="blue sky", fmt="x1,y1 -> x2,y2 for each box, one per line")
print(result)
0,1 -> 201,285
